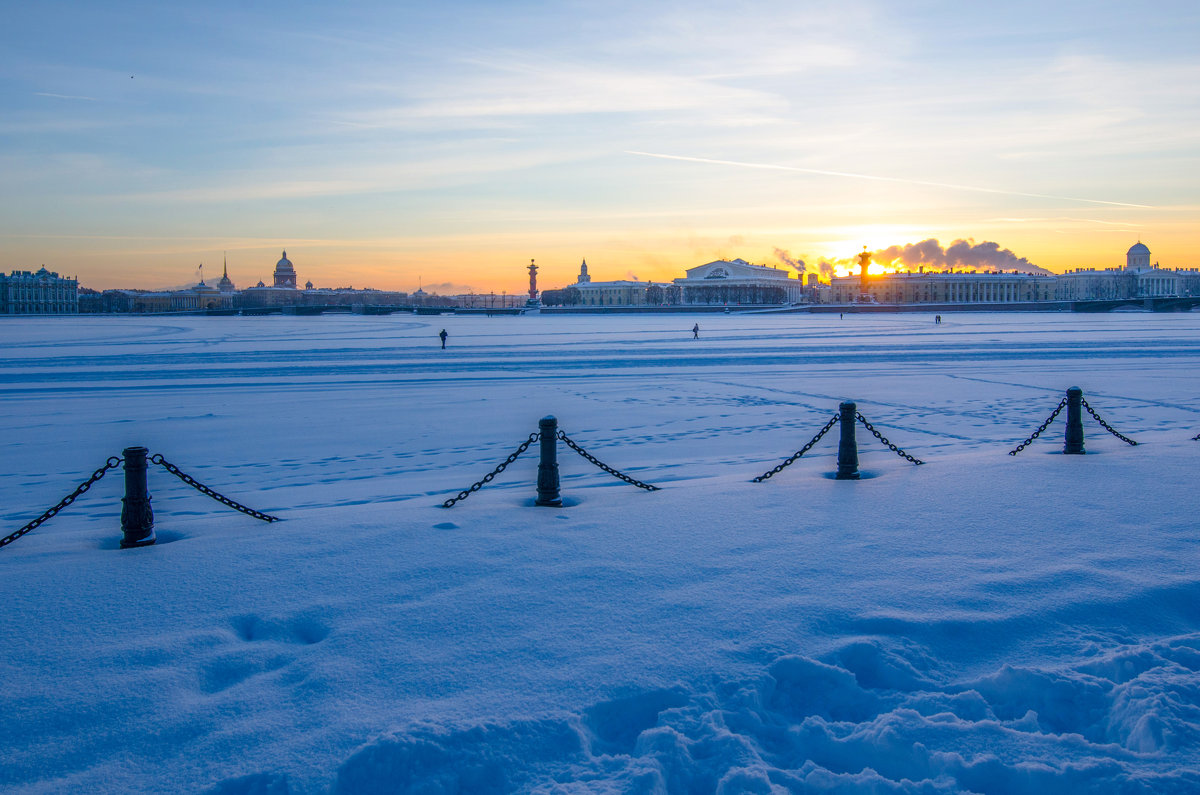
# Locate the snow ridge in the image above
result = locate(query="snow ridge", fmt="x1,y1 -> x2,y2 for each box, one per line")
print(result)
325,635 -> 1200,794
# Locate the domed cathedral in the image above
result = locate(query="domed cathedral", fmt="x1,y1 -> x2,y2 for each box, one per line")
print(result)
273,251 -> 298,288
1126,241 -> 1152,272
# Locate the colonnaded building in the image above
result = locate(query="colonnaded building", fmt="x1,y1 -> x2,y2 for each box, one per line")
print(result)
1054,242 -> 1199,300
552,258 -> 809,306
551,243 -> 1195,308
0,267 -> 78,314
829,268 -> 1056,304
821,243 -> 1197,305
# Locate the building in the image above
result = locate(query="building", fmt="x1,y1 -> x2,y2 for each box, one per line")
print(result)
217,259 -> 235,292
673,259 -> 805,305
571,280 -> 678,307
0,267 -> 78,314
273,251 -> 297,288
831,269 -> 1055,304
99,281 -> 235,313
546,260 -> 676,306
1056,242 -> 1196,300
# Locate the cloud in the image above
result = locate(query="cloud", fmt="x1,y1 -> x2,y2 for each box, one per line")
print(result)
422,282 -> 473,293
773,248 -> 807,273
626,271 -> 639,281
34,92 -> 97,101
870,238 -> 1051,274
626,151 -> 1153,209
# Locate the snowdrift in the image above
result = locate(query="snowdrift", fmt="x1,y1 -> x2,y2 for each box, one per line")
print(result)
3,312 -> 1199,793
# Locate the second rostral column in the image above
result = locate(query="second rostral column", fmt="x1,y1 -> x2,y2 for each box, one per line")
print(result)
857,246 -> 871,299
526,258 -> 541,308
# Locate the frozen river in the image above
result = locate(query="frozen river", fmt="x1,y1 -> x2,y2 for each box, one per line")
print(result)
3,311 -> 1200,793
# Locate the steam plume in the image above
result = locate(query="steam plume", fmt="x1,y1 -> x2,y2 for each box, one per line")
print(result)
870,238 -> 1050,274
774,248 -> 808,273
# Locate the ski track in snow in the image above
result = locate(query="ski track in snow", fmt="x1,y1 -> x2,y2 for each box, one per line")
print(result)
2,311 -> 1200,794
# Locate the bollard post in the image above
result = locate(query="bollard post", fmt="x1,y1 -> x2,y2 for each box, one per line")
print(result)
536,416 -> 563,507
836,401 -> 861,480
120,446 -> 156,548
1064,386 -> 1085,455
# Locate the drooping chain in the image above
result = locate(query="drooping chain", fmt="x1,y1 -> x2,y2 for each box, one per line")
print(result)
442,432 -> 540,507
150,454 -> 280,522
752,414 -> 840,482
856,413 -> 924,465
1008,397 -> 1067,456
556,430 -> 661,491
1081,400 -> 1138,446
1193,433 -> 1200,441
1,457 -> 123,550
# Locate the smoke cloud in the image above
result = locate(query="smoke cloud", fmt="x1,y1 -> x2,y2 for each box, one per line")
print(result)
773,248 -> 808,273
626,271 -> 640,281
869,238 -> 1050,274
423,282 -> 472,293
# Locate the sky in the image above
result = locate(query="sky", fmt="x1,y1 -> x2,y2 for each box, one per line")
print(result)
1,0 -> 1198,293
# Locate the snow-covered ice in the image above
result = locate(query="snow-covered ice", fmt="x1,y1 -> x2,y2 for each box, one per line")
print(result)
2,311 -> 1200,793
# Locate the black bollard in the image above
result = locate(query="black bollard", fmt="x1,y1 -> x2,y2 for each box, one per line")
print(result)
1064,386 -> 1085,455
120,446 -> 156,548
836,401 -> 861,480
536,416 -> 563,507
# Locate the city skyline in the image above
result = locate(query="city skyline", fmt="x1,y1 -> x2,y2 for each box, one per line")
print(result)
3,1 -> 1198,293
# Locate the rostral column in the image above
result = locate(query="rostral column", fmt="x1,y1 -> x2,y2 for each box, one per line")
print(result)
527,258 -> 539,302
857,247 -> 871,296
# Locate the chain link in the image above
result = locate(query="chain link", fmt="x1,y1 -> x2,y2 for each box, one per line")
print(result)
556,430 -> 662,491
1081,399 -> 1138,446
150,454 -> 280,522
442,432 -> 540,507
856,413 -> 924,465
752,414 -> 840,482
1008,397 -> 1068,456
1,457 -> 123,550
1193,433 -> 1200,441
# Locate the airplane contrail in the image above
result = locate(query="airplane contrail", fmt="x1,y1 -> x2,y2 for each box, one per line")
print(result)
625,151 -> 1152,209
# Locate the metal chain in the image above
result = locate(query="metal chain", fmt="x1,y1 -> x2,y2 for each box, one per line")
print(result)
442,432 -> 540,507
556,430 -> 662,491
752,414 -> 840,482
1008,397 -> 1067,456
1193,433 -> 1200,441
150,454 -> 281,522
856,413 -> 925,465
1081,399 -> 1138,446
1,457 -> 123,550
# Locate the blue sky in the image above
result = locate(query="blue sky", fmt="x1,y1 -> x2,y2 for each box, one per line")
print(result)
2,0 -> 1197,292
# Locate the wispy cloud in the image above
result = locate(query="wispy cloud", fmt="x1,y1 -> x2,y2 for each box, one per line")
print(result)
33,92 -> 97,101
626,151 -> 1154,209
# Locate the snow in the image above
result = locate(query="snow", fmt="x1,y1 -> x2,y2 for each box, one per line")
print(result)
2,311 -> 1199,794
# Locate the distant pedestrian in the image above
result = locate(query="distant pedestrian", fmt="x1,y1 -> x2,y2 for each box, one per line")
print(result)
692,323 -> 699,339
935,314 -> 942,325
439,329 -> 448,349
839,313 -> 843,320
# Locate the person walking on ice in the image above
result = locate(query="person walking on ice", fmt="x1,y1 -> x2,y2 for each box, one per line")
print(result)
692,323 -> 699,339
439,329 -> 448,349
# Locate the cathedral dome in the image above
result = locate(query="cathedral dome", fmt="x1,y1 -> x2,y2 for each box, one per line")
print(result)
273,250 -> 298,288
1127,242 -> 1150,256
